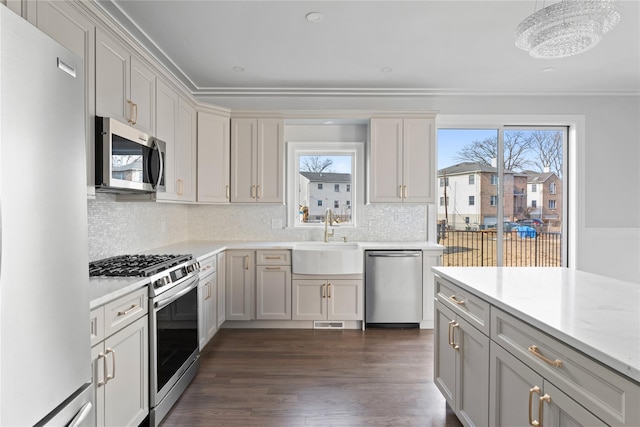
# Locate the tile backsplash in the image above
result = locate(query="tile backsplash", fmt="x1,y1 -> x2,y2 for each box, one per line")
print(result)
88,193 -> 429,260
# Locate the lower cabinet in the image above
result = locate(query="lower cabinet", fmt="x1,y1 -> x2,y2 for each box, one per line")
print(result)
225,250 -> 254,320
216,251 -> 226,327
198,271 -> 218,350
434,300 -> 489,427
256,250 -> 291,320
90,288 -> 149,427
292,277 -> 363,321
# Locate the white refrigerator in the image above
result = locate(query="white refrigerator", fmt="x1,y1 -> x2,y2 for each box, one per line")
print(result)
0,6 -> 93,426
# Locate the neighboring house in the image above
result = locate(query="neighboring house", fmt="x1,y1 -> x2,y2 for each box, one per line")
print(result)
524,170 -> 563,227
299,172 -> 352,222
437,162 -> 527,230
112,159 -> 143,183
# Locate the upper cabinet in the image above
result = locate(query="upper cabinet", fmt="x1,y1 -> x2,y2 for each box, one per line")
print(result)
230,118 -> 284,204
197,111 -> 231,203
29,0 -> 96,196
95,28 -> 155,135
369,117 -> 435,203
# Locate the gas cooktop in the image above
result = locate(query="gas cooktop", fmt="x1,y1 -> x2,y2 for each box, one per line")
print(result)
89,254 -> 193,277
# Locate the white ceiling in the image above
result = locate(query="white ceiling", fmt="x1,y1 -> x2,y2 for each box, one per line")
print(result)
97,0 -> 640,97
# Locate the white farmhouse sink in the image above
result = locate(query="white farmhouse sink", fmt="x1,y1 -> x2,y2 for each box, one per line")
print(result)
292,242 -> 363,275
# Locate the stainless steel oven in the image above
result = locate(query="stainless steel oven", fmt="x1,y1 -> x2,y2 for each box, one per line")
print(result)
148,259 -> 200,427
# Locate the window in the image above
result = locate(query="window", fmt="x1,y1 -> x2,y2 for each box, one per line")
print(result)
490,174 -> 498,185
469,196 -> 475,206
531,183 -> 537,192
549,200 -> 556,209
440,196 -> 449,206
440,177 -> 449,187
531,200 -> 537,208
469,175 -> 475,185
490,195 -> 498,206
549,182 -> 556,194
288,142 -> 363,227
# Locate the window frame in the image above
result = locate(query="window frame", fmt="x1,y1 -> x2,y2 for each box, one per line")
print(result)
287,141 -> 364,228
469,174 -> 475,185
469,195 -> 475,206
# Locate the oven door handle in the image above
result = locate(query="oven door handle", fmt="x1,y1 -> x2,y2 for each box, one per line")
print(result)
154,276 -> 198,310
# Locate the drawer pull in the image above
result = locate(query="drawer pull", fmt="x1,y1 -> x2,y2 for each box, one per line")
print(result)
117,304 -> 138,316
265,267 -> 281,270
449,295 -> 465,305
528,386 -> 541,426
448,320 -> 459,350
528,345 -> 563,368
538,394 -> 551,427
265,256 -> 282,260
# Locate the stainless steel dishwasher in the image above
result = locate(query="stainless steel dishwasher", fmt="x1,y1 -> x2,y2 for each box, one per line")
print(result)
365,250 -> 423,327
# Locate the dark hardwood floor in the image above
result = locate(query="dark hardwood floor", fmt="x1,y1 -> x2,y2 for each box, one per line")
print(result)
160,328 -> 462,427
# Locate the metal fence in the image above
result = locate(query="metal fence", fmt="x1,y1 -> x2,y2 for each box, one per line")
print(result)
440,229 -> 562,267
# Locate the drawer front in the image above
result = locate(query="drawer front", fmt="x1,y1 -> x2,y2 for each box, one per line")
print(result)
257,250 -> 291,266
435,277 -> 490,335
491,307 -> 640,427
199,255 -> 217,278
90,306 -> 104,347
103,287 -> 148,338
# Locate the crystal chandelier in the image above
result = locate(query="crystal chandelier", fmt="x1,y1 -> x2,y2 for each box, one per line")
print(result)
515,0 -> 622,59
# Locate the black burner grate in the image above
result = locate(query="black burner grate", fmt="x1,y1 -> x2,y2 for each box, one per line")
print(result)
89,254 -> 192,277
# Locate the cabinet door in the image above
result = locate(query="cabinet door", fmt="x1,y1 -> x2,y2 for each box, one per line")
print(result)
34,0 -> 96,196
542,381 -> 607,427
225,251 -> 254,320
95,29 -> 129,122
197,112 -> 230,203
292,280 -> 326,320
403,118 -> 434,203
155,79 -> 178,198
456,316 -> 490,427
327,280 -> 363,321
230,118 -> 257,202
369,118 -> 403,202
490,341 -> 543,427
197,281 -> 207,350
217,252 -> 226,326
91,344 -> 105,427
256,118 -> 284,203
176,97 -> 197,201
434,301 -> 456,408
256,266 -> 291,320
205,276 -> 218,342
103,316 -> 148,427
129,56 -> 155,135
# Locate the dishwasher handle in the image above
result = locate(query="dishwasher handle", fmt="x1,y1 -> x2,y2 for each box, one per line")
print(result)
367,251 -> 422,257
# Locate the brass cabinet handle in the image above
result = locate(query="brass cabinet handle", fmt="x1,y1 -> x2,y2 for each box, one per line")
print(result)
117,304 -> 138,316
265,256 -> 281,260
448,320 -> 459,350
226,184 -> 230,199
97,352 -> 108,386
538,394 -> 551,427
528,386 -> 541,426
322,284 -> 326,299
327,283 -> 332,298
133,102 -> 138,125
449,295 -> 465,305
528,345 -> 563,368
105,348 -> 116,382
126,100 -> 134,124
265,267 -> 281,270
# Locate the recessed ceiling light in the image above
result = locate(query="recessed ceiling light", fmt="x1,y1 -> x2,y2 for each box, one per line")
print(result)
542,67 -> 555,73
306,12 -> 323,23
380,67 -> 393,73
232,66 -> 245,72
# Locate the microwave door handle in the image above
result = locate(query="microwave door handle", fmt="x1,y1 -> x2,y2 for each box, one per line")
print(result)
155,141 -> 164,189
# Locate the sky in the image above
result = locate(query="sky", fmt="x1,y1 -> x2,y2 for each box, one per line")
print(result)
437,129 -> 498,169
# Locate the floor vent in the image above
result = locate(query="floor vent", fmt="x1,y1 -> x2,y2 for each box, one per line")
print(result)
314,321 -> 345,329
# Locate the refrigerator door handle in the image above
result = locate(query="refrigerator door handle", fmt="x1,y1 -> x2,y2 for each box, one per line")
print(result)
68,402 -> 92,427
367,253 -> 421,257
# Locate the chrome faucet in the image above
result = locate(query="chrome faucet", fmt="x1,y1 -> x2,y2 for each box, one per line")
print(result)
324,208 -> 335,242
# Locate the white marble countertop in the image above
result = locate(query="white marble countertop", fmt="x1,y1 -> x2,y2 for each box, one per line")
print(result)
89,240 -> 442,308
431,266 -> 640,384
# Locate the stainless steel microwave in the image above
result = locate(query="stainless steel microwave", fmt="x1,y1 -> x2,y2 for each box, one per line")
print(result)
95,116 -> 165,193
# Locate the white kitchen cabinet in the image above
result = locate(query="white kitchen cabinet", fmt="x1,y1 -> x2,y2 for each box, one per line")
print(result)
198,254 -> 218,350
154,78 -> 178,199
434,300 -> 489,427
197,111 -> 231,203
175,96 -> 197,202
91,287 -> 149,427
369,117 -> 435,203
31,0 -> 96,196
230,118 -> 284,203
95,28 -> 154,135
292,277 -> 363,321
490,342 -> 606,427
256,250 -> 291,320
225,250 -> 254,320
216,251 -> 226,327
